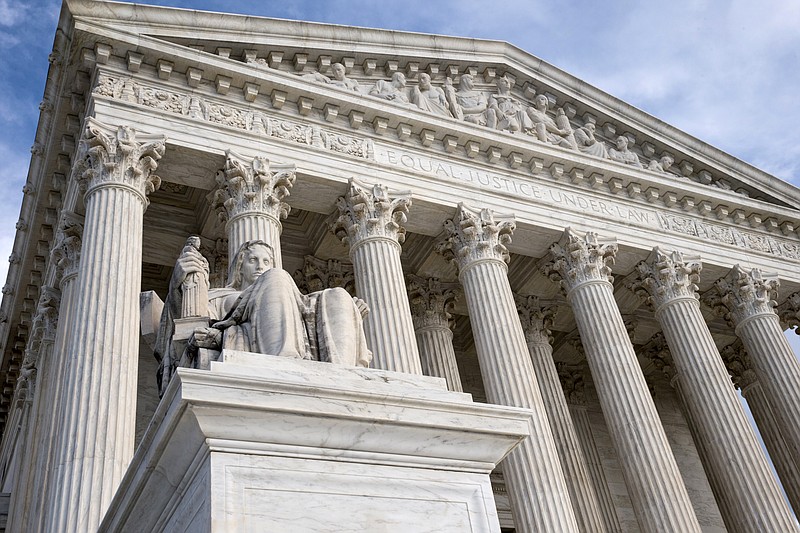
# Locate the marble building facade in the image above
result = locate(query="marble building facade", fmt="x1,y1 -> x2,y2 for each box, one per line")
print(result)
0,0 -> 799,531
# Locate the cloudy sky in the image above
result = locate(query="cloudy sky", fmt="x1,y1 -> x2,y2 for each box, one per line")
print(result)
1,0 -> 799,299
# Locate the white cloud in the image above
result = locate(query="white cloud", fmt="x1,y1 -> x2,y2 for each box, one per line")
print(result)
0,0 -> 29,27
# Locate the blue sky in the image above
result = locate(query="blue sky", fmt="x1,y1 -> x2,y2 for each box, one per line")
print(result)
1,0 -> 800,316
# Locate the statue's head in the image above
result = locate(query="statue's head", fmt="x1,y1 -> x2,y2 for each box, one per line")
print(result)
229,240 -> 274,290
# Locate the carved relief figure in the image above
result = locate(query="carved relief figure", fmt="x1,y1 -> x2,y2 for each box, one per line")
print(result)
303,62 -> 360,92
608,135 -> 643,168
156,240 -> 372,393
574,122 -> 608,158
487,76 -> 531,133
410,73 -> 452,117
526,94 -> 576,148
648,154 -> 674,173
369,72 -> 411,105
443,74 -> 488,125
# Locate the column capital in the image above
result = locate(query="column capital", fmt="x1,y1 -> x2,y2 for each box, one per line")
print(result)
50,215 -> 83,285
642,332 -> 678,385
436,203 -> 515,273
720,341 -> 759,391
293,255 -> 355,295
76,118 -> 165,204
542,228 -> 617,295
557,362 -> 586,406
332,178 -> 411,248
407,275 -> 458,330
704,265 -> 779,327
777,291 -> 800,330
515,295 -> 556,346
210,150 -> 296,224
630,248 -> 701,312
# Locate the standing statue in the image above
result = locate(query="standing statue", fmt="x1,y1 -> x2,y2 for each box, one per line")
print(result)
608,135 -> 643,168
525,94 -> 576,148
155,239 -> 372,395
369,72 -> 411,105
443,74 -> 488,124
410,73 -> 452,117
486,76 -> 531,133
574,122 -> 608,158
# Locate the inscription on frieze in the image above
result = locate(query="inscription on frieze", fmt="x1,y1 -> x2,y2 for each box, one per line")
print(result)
375,146 -> 655,225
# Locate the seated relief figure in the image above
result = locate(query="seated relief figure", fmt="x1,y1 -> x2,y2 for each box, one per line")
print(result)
302,62 -> 360,92
647,154 -> 675,173
410,73 -> 452,117
574,121 -> 608,158
608,135 -> 643,168
486,75 -> 531,133
443,74 -> 489,125
155,239 -> 372,394
369,72 -> 412,105
525,94 -> 577,149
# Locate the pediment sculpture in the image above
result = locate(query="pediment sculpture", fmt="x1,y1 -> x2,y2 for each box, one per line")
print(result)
154,237 -> 372,395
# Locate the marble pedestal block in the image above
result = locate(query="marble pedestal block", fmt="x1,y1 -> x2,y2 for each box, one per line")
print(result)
100,350 -> 534,533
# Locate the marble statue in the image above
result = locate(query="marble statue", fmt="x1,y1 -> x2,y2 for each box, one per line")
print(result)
574,122 -> 608,158
302,62 -> 360,92
608,135 -> 643,168
443,74 -> 488,125
155,239 -> 372,394
410,73 -> 452,117
526,94 -> 576,148
487,75 -> 530,133
369,72 -> 411,104
648,154 -> 674,173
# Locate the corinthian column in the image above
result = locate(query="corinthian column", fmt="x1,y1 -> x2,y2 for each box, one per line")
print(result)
516,296 -> 606,533
36,216 -> 82,532
46,119 -> 165,533
630,249 -> 796,531
543,229 -> 700,533
723,341 -> 800,515
210,150 -> 295,269
438,204 -> 579,533
407,275 -> 462,391
6,287 -> 59,533
707,266 -> 800,469
333,178 -> 421,374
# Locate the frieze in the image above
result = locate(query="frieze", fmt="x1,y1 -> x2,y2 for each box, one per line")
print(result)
93,73 -> 374,161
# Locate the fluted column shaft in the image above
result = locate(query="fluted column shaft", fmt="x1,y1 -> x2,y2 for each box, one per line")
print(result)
439,205 -> 579,533
546,231 -> 700,532
712,266 -> 800,471
462,262 -> 578,532
656,300 -> 797,531
743,380 -> 800,514
227,212 -> 282,268
569,403 -> 623,532
408,276 -> 462,391
414,327 -> 462,391
45,121 -> 164,533
335,179 -> 421,374
528,341 -> 606,532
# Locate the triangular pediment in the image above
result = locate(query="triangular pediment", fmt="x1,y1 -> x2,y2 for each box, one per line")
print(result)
66,0 -> 800,214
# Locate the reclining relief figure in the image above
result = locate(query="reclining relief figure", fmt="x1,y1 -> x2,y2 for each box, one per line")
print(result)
155,238 -> 372,394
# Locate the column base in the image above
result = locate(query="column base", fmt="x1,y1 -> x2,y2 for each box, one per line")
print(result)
100,350 -> 533,533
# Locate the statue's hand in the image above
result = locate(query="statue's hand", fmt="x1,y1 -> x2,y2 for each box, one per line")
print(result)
173,247 -> 208,286
353,297 -> 370,319
190,327 -> 222,349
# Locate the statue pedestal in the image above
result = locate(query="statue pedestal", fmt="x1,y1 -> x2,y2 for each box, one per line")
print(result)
100,350 -> 534,532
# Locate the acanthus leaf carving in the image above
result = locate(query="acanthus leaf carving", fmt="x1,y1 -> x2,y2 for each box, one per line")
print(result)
514,294 -> 556,346
542,228 -> 617,295
436,203 -> 515,271
629,248 -> 702,312
293,255 -> 356,295
407,275 -> 459,330
50,215 -> 83,284
720,340 -> 758,390
703,265 -> 779,327
557,362 -> 586,406
332,178 -> 411,247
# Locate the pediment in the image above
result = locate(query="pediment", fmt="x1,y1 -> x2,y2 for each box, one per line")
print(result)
67,0 -> 800,213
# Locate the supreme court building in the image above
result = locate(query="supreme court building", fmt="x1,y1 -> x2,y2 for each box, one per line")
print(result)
1,1 -> 800,531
